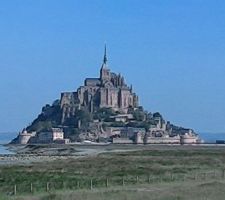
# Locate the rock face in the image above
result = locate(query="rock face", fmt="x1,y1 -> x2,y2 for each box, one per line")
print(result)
11,46 -> 198,144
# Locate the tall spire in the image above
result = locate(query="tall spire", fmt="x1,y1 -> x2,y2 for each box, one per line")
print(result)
100,44 -> 110,80
103,44 -> 107,66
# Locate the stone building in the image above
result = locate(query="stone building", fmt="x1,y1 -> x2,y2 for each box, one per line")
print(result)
18,130 -> 36,144
60,46 -> 139,123
38,128 -> 64,143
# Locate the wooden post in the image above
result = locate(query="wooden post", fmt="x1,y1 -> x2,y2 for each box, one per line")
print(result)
148,175 -> 151,183
194,173 -> 197,181
136,176 -> 139,184
46,182 -> 49,192
90,179 -> 93,190
106,178 -> 109,188
204,173 -> 206,180
77,181 -> 80,189
171,173 -> 174,181
183,175 -> 185,182
122,177 -> 125,186
30,183 -> 33,193
62,181 -> 65,190
14,185 -> 17,196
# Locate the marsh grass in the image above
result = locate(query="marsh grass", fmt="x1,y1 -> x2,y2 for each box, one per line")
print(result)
3,180 -> 225,200
0,145 -> 225,199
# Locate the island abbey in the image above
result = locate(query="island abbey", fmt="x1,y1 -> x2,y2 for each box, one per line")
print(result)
12,45 -> 200,145
60,46 -> 139,123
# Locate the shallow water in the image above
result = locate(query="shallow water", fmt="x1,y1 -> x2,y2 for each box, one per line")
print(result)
0,145 -> 14,154
199,132 -> 225,143
0,132 -> 17,154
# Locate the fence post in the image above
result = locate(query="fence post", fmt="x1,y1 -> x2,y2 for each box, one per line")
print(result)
160,175 -> 163,182
30,183 -> 33,193
77,181 -> 80,189
46,182 -> 49,192
183,174 -> 185,182
106,178 -> 109,188
136,176 -> 139,184
203,173 -> 206,180
14,184 -> 17,196
148,175 -> 151,183
194,173 -> 197,181
214,170 -> 216,179
62,181 -> 66,190
122,177 -> 125,186
171,173 -> 174,181
90,179 -> 93,190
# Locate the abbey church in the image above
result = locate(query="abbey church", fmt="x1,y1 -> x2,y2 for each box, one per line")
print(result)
60,46 -> 139,123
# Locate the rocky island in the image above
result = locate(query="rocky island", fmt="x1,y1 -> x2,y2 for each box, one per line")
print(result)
11,46 -> 199,145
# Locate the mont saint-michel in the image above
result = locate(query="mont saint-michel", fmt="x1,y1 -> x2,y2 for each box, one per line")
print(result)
12,46 -> 199,145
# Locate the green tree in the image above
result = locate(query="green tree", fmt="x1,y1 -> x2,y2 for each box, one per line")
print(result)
133,109 -> 145,121
76,109 -> 92,127
93,108 -> 115,121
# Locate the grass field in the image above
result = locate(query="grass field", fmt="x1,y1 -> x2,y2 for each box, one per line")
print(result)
0,145 -> 225,199
7,180 -> 225,200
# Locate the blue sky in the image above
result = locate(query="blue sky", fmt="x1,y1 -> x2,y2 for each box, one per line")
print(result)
0,0 -> 225,133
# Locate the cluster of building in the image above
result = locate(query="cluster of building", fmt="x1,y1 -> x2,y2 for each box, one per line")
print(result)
111,122 -> 199,145
75,110 -> 200,145
18,126 -> 199,145
18,128 -> 70,145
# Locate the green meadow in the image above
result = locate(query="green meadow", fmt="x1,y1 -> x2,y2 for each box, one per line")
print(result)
0,145 -> 225,200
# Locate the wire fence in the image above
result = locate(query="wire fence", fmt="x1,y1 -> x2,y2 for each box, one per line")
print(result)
2,169 -> 225,196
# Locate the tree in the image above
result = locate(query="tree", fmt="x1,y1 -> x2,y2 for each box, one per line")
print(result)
76,109 -> 92,127
153,112 -> 163,119
93,108 -> 115,121
133,109 -> 145,121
